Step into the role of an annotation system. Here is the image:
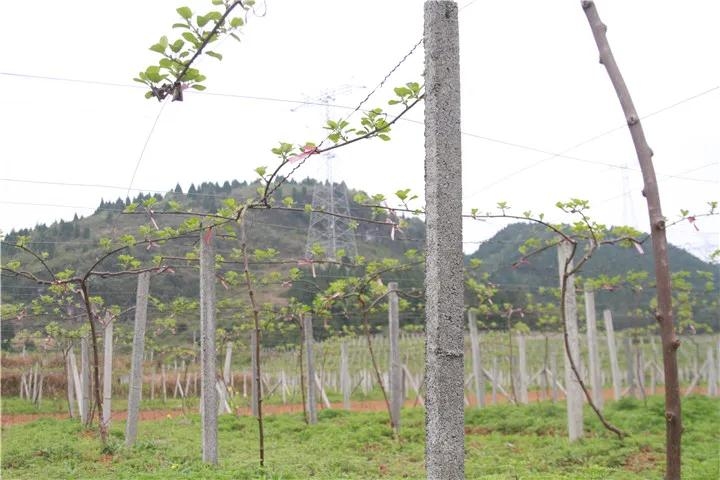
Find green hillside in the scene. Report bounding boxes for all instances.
[1,179,717,350]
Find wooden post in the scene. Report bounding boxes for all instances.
[102,318,114,428]
[424,1,464,477]
[550,349,559,403]
[468,311,485,408]
[303,314,317,424]
[388,282,402,433]
[603,310,622,400]
[557,240,584,441]
[200,229,218,464]
[583,285,603,410]
[125,271,150,446]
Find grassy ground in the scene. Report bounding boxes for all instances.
[2,395,718,479]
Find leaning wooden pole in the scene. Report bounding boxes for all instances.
[424,1,464,478]
[581,2,682,477]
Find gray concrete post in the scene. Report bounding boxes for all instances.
[424,1,464,477]
[125,271,150,445]
[583,285,603,410]
[388,282,402,433]
[340,342,351,410]
[303,314,318,424]
[468,311,485,407]
[602,309,622,400]
[557,241,584,441]
[102,319,114,427]
[200,230,218,464]
[80,335,90,424]
[517,333,529,404]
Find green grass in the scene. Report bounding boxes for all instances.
[2,395,718,479]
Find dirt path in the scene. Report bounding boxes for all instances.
[4,385,702,427]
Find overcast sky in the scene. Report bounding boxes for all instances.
[1,1,718,260]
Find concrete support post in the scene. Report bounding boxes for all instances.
[303,314,317,424]
[388,282,402,433]
[517,333,529,404]
[102,320,114,428]
[223,343,233,385]
[584,285,603,410]
[603,309,622,400]
[125,271,150,446]
[340,342,351,410]
[80,335,90,424]
[200,230,218,464]
[557,241,584,441]
[424,2,464,476]
[468,311,485,408]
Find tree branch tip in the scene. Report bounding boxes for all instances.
[581,0,593,9]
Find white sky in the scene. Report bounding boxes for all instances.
[1,1,718,260]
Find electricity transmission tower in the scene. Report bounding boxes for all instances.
[293,88,360,261]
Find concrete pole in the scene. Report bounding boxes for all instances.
[468,311,485,408]
[340,342,351,410]
[706,347,717,397]
[557,241,584,441]
[624,336,636,398]
[80,335,90,425]
[223,343,233,385]
[303,314,317,424]
[65,350,76,418]
[517,333,529,404]
[603,309,622,400]
[200,229,218,464]
[424,2,464,477]
[125,271,150,446]
[102,319,114,427]
[388,282,402,433]
[583,285,603,410]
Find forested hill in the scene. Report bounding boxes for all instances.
[1,177,424,308]
[466,223,719,331]
[1,178,717,337]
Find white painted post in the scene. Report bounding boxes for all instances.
[603,309,622,400]
[303,314,317,424]
[583,284,603,410]
[102,318,114,428]
[557,241,584,441]
[517,333,529,404]
[468,311,485,408]
[80,335,90,425]
[424,2,464,477]
[199,229,218,464]
[340,342,351,410]
[125,271,150,446]
[388,282,402,433]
